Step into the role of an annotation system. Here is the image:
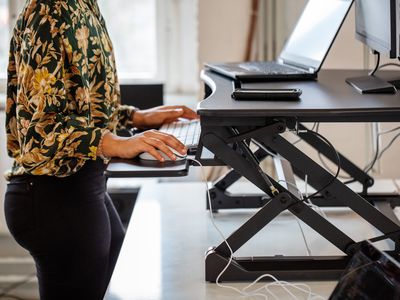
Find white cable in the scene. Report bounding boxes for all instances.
[187,157,327,300]
[253,139,326,218]
[250,139,315,257]
[250,140,313,256]
[253,139,329,255]
[188,158,251,297]
[295,219,312,257]
[277,179,312,256]
[305,175,327,219]
[364,126,400,172]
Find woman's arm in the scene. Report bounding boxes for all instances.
[101,130,187,161]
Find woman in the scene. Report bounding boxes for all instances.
[4,0,197,299]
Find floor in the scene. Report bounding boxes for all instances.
[2,178,400,300]
[0,235,38,300]
[106,180,400,300]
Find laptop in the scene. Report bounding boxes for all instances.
[329,240,400,300]
[205,0,353,81]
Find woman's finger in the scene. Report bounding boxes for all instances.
[144,130,186,155]
[180,106,199,120]
[159,105,198,120]
[140,143,165,162]
[145,137,177,160]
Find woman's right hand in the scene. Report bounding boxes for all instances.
[101,130,187,161]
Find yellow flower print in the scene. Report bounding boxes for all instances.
[75,87,88,102]
[76,26,90,53]
[101,33,111,52]
[7,0,134,177]
[6,98,14,114]
[88,146,97,159]
[63,38,73,62]
[32,67,56,95]
[19,118,30,136]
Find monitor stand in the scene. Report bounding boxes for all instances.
[346,75,396,94]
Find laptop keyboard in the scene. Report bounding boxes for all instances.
[159,119,201,151]
[238,62,306,75]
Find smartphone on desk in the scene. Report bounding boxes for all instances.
[231,88,302,101]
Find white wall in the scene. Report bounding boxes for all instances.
[198,0,251,66]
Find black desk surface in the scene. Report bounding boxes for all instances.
[198,69,400,122]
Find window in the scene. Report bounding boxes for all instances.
[97,0,159,80]
[98,0,199,95]
[0,0,199,95]
[0,0,8,80]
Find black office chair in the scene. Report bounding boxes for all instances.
[119,83,163,109]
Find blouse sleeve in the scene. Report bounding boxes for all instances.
[14,18,104,175]
[115,104,137,131]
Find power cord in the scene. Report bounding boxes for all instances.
[188,157,326,300]
[304,124,400,187]
[291,122,318,145]
[368,51,380,76]
[251,139,327,216]
[312,123,352,180]
[377,62,400,71]
[297,129,341,203]
[250,140,324,256]
[363,126,400,174]
[344,125,400,185]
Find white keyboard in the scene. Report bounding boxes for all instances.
[159,119,201,150]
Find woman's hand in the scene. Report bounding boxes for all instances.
[101,130,187,161]
[132,105,198,129]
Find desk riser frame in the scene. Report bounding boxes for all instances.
[200,121,400,282]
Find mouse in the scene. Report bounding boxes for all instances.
[139,146,187,161]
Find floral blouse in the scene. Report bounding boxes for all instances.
[5,0,135,178]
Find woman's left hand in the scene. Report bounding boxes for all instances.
[132,105,199,129]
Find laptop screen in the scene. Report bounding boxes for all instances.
[280,0,353,72]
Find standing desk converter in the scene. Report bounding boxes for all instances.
[196,69,400,282]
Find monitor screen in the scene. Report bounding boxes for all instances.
[355,0,397,58]
[280,0,353,71]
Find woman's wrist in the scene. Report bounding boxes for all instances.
[131,109,144,128]
[97,130,111,160]
[100,132,124,158]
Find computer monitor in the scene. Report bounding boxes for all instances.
[355,0,398,59]
[346,0,399,94]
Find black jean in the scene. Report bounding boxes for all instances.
[4,160,125,300]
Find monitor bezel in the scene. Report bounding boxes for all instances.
[354,0,398,58]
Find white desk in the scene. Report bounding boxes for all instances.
[104,180,399,300]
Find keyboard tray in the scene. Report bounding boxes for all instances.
[105,157,190,178]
